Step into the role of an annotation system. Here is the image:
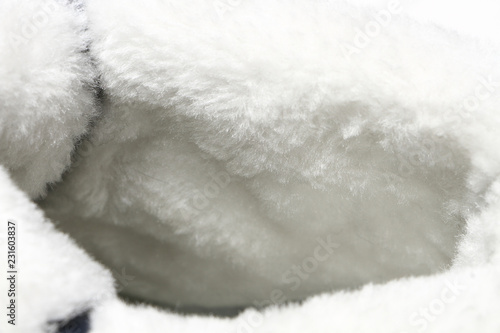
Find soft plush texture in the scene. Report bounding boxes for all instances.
[1,156,500,333]
[41,0,500,310]
[1,0,500,332]
[0,166,114,333]
[0,0,97,198]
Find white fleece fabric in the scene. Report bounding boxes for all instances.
[0,0,97,198]
[1,0,500,332]
[41,0,500,310]
[2,163,500,332]
[0,167,115,333]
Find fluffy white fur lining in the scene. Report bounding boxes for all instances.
[43,0,500,309]
[0,0,97,198]
[0,167,114,333]
[1,0,500,332]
